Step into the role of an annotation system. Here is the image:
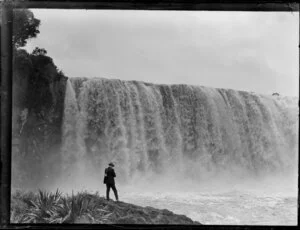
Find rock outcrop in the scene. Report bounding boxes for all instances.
[11,191,201,225]
[90,199,201,224]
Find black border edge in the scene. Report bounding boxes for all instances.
[1,0,299,229]
[1,0,13,229]
[8,0,300,11]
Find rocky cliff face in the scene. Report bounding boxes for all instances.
[12,49,68,190]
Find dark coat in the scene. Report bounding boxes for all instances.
[105,166,116,185]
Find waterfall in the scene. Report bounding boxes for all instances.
[61,77,298,185]
[61,80,87,182]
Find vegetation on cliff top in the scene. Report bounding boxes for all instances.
[11,190,201,225]
[10,9,68,188]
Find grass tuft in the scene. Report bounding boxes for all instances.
[11,189,112,224]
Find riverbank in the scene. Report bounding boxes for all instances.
[10,190,201,224]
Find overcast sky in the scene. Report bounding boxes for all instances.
[25,9,299,97]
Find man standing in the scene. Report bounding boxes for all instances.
[104,162,119,201]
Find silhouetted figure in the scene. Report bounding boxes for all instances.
[104,162,119,201]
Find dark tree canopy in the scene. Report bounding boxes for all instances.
[32,47,47,56]
[13,9,40,48]
[10,9,68,188]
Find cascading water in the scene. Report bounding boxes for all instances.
[61,77,298,186]
[60,80,89,185]
[60,77,298,224]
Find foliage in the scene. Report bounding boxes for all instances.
[11,190,200,224]
[13,9,40,48]
[11,190,112,224]
[11,9,68,189]
[12,8,65,113]
[14,46,62,111]
[13,46,67,163]
[32,47,47,56]
[22,189,62,223]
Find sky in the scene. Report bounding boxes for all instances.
[25,9,299,97]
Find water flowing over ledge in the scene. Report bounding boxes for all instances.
[61,77,298,188]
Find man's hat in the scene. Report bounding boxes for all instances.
[109,162,114,167]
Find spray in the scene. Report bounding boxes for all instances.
[59,77,298,192]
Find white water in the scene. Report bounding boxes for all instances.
[58,77,298,225]
[121,189,297,225]
[55,174,298,225]
[121,170,297,225]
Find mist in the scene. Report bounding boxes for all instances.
[34,77,298,202]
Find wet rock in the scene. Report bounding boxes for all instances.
[101,200,201,225]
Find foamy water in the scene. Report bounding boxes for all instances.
[113,173,298,225]
[120,189,297,225]
[52,173,297,226]
[41,165,298,226]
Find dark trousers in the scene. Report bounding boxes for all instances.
[106,183,118,201]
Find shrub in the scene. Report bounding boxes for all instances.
[11,190,112,224]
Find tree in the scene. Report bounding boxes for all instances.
[32,47,47,56]
[13,9,40,48]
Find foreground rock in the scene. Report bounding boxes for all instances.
[75,198,201,224]
[11,191,201,225]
